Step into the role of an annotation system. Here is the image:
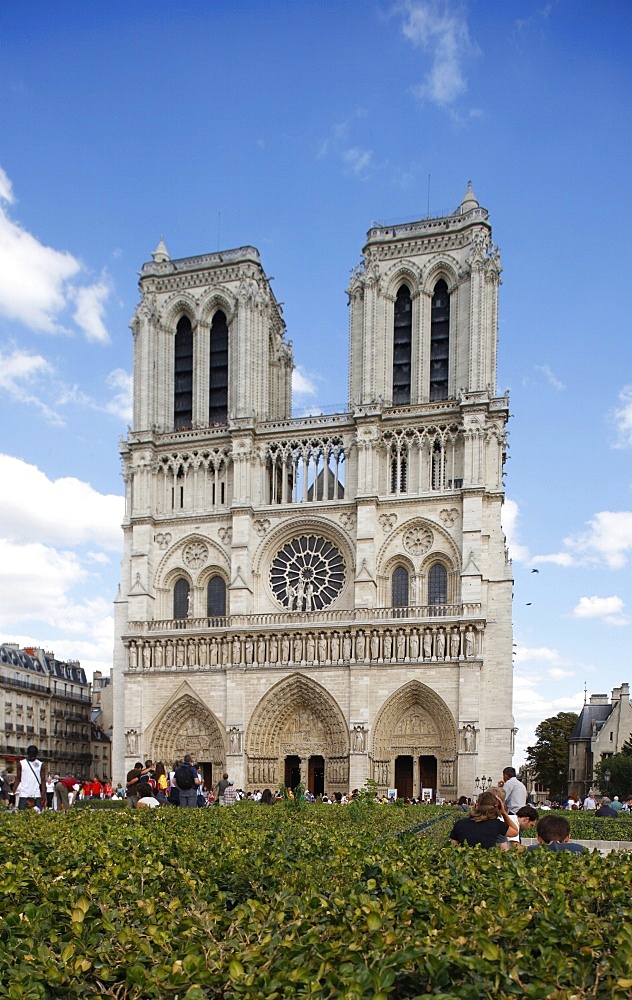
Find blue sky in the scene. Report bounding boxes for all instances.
[0,1,630,765]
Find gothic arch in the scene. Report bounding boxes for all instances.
[155,534,230,589]
[161,293,199,331]
[245,673,350,792]
[382,261,423,300]
[145,685,226,769]
[421,256,460,296]
[198,288,237,326]
[371,680,457,790]
[377,515,461,576]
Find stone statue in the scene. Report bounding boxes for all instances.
[165,642,174,667]
[353,726,365,752]
[269,636,278,663]
[281,635,290,662]
[176,641,185,667]
[397,630,406,659]
[450,629,460,658]
[436,630,445,659]
[342,632,352,660]
[293,634,303,662]
[306,634,315,661]
[257,637,266,664]
[423,630,433,659]
[154,643,163,668]
[370,631,380,660]
[245,637,254,665]
[356,630,365,661]
[305,581,314,612]
[409,629,419,659]
[463,725,475,752]
[465,628,476,658]
[232,636,241,663]
[383,631,392,660]
[318,633,327,662]
[331,633,340,661]
[128,644,138,669]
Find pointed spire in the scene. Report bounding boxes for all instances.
[460,181,479,214]
[151,236,170,263]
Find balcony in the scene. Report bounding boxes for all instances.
[127,603,482,637]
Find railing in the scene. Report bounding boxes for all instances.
[141,245,261,276]
[126,603,482,636]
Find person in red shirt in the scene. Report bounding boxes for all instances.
[55,775,77,811]
[103,781,114,799]
[91,778,103,799]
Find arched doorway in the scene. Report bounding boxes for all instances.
[245,674,349,795]
[145,688,226,778]
[372,681,457,799]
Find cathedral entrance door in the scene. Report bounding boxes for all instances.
[284,755,301,791]
[199,762,212,792]
[395,755,413,800]
[308,755,324,797]
[419,755,437,798]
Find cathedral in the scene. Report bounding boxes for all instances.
[112,183,514,799]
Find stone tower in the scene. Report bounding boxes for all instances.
[113,184,514,799]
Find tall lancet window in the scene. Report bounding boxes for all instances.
[209,310,228,425]
[430,279,449,400]
[174,316,193,429]
[392,284,412,405]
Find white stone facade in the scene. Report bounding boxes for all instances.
[113,184,514,798]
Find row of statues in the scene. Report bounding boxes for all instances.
[127,626,480,670]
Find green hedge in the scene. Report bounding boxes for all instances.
[1,804,631,998]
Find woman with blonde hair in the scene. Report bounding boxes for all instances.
[449,790,519,848]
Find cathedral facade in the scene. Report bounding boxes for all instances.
[112,184,514,799]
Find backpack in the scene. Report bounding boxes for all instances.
[174,764,194,790]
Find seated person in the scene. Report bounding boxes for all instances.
[527,814,587,853]
[595,796,618,818]
[500,804,539,849]
[450,791,518,848]
[135,782,161,808]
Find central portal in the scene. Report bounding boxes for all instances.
[308,755,325,797]
[284,755,301,790]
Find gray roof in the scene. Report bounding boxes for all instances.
[570,704,613,741]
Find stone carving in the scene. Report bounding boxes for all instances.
[128,643,138,669]
[218,526,232,544]
[254,518,271,536]
[462,725,476,752]
[450,629,461,658]
[409,629,419,659]
[370,631,380,660]
[155,532,172,550]
[403,524,433,556]
[436,630,445,659]
[125,729,139,755]
[229,727,242,754]
[423,630,433,659]
[379,513,397,532]
[440,760,455,787]
[439,508,459,527]
[339,512,356,531]
[352,726,366,752]
[183,541,208,568]
[465,627,476,658]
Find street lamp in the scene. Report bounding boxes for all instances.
[475,775,492,792]
[604,769,611,795]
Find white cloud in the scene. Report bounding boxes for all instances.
[71,276,111,344]
[566,511,632,569]
[532,552,575,567]
[513,645,568,667]
[613,385,632,448]
[570,595,629,627]
[342,147,373,177]
[501,497,530,563]
[535,364,565,391]
[0,166,15,203]
[0,538,86,625]
[512,668,584,767]
[104,367,133,422]
[399,0,477,108]
[0,164,111,341]
[0,345,64,424]
[292,366,318,397]
[0,454,123,550]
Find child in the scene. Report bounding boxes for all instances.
[527,814,587,853]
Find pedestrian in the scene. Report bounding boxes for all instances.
[13,745,46,811]
[502,804,539,849]
[55,774,76,811]
[174,754,200,807]
[223,780,237,806]
[213,772,231,806]
[583,792,596,810]
[45,774,55,809]
[499,767,527,812]
[611,796,623,813]
[135,782,161,808]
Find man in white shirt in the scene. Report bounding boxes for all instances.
[583,793,596,810]
[500,767,527,812]
[14,745,46,811]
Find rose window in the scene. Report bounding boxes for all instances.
[403,525,433,556]
[183,541,208,568]
[270,535,345,611]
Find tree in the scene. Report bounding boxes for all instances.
[595,754,632,799]
[525,711,579,800]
